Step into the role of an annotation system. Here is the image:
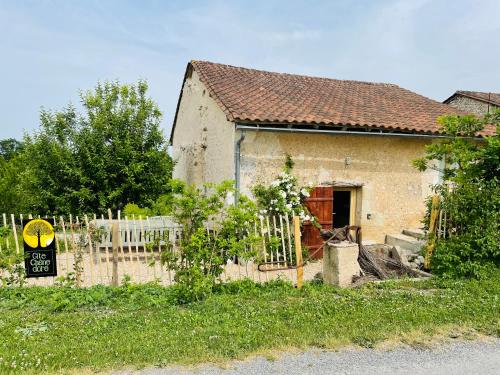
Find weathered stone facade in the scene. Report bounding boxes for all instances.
[172,70,235,186]
[238,130,439,243]
[171,71,440,243]
[446,95,499,116]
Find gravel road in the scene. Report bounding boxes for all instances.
[113,339,500,375]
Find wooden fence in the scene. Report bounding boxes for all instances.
[0,212,322,287]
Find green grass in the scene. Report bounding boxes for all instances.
[0,275,499,374]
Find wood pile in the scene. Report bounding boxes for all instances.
[320,227,431,281]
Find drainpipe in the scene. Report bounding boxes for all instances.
[234,130,246,205]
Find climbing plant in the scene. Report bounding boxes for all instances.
[253,154,314,222]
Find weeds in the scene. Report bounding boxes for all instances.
[0,274,498,374]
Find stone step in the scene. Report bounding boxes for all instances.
[385,233,424,254]
[402,228,426,240]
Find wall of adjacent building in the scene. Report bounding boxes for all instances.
[447,95,499,116]
[171,70,235,186]
[238,130,439,243]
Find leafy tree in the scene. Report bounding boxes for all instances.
[414,111,500,278]
[0,138,23,161]
[0,154,26,213]
[16,80,173,215]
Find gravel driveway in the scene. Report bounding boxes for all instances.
[113,339,500,375]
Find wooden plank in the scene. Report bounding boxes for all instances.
[253,220,261,283]
[132,215,141,282]
[117,210,127,265]
[111,223,119,286]
[424,195,440,270]
[69,214,81,287]
[139,215,149,281]
[60,216,70,277]
[125,216,139,283]
[11,214,19,254]
[52,216,59,285]
[146,216,157,279]
[91,214,104,284]
[84,215,95,285]
[3,213,10,250]
[101,214,111,282]
[280,214,294,281]
[259,217,268,281]
[293,216,303,289]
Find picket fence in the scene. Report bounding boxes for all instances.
[0,212,322,287]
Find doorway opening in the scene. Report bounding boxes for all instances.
[303,185,360,258]
[333,190,351,228]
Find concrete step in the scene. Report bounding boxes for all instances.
[385,233,424,254]
[402,228,426,240]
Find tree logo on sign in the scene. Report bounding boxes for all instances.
[23,219,55,249]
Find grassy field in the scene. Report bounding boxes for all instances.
[0,275,498,374]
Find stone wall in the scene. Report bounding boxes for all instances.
[447,96,499,116]
[171,70,235,186]
[239,130,439,243]
[172,74,440,244]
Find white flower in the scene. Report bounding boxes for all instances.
[304,215,311,221]
[271,180,280,187]
[285,203,292,210]
[258,215,264,220]
[279,191,287,198]
[301,188,310,197]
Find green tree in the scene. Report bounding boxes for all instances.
[414,111,500,278]
[17,80,173,215]
[0,138,23,161]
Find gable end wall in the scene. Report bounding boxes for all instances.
[447,96,499,116]
[172,70,235,186]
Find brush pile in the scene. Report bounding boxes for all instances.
[320,227,431,281]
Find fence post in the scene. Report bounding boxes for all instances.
[293,216,303,289]
[111,223,119,286]
[424,195,440,270]
[10,214,19,254]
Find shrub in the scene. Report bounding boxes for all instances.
[159,180,261,301]
[0,227,26,286]
[414,110,500,278]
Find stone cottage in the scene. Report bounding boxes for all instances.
[444,90,500,116]
[170,60,480,246]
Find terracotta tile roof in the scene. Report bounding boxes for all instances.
[445,90,500,107]
[188,60,466,135]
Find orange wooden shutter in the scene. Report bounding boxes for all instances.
[302,186,333,259]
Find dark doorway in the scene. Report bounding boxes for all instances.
[333,190,351,228]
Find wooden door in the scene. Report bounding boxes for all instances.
[302,186,333,259]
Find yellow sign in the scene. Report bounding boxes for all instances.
[23,219,55,249]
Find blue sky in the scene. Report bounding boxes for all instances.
[1,0,499,140]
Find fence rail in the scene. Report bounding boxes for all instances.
[0,212,322,287]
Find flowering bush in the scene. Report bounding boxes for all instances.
[253,155,314,223]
